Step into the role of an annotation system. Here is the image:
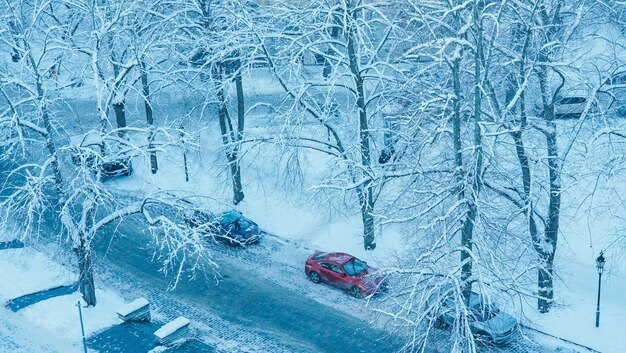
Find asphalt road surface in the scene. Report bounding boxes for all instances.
[94,216,406,353]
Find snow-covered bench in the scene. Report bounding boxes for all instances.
[116,298,151,322]
[154,316,190,346]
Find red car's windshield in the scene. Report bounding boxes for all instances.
[343,258,368,276]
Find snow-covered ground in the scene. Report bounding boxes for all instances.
[99,108,624,353]
[0,242,127,352]
[523,158,626,353]
[2,61,619,351]
[19,290,124,343]
[0,247,75,302]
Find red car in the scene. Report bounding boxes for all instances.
[304,252,388,298]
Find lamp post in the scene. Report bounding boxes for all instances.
[595,251,606,328]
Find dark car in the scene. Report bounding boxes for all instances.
[430,290,518,345]
[100,158,133,179]
[70,134,133,180]
[305,252,388,298]
[185,209,261,246]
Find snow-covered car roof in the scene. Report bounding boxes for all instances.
[557,89,591,100]
[324,252,355,265]
[70,132,103,148]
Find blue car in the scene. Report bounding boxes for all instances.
[184,209,261,246]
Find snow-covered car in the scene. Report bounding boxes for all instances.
[184,209,261,246]
[554,95,589,119]
[69,133,133,180]
[431,290,518,345]
[305,252,388,298]
[601,72,626,116]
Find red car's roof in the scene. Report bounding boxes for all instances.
[324,252,354,264]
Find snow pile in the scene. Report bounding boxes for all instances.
[0,244,125,350]
[116,297,149,317]
[18,290,124,341]
[0,248,75,302]
[154,316,190,339]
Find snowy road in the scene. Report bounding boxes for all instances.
[94,216,408,353]
[92,216,585,353]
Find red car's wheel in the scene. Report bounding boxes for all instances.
[309,271,321,284]
[350,286,364,299]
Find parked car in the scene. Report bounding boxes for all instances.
[554,95,589,119]
[69,133,133,180]
[601,72,626,116]
[431,290,518,345]
[304,252,388,298]
[184,209,261,246]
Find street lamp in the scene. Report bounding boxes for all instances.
[595,251,606,328]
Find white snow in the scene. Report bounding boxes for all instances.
[154,316,190,339]
[524,259,626,353]
[0,305,71,352]
[523,168,626,353]
[18,289,124,341]
[0,243,125,351]
[1,7,626,352]
[109,115,625,352]
[0,248,75,302]
[116,297,149,316]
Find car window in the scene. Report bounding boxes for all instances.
[220,211,241,224]
[320,263,332,270]
[558,97,586,105]
[221,221,240,233]
[328,264,344,274]
[343,258,369,276]
[320,263,343,274]
[238,218,252,229]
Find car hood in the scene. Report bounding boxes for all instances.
[480,311,517,334]
[354,268,385,288]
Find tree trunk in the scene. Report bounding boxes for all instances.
[140,60,158,174]
[113,101,126,138]
[229,153,244,204]
[529,4,563,314]
[25,30,98,307]
[462,5,485,303]
[180,125,189,182]
[537,255,554,312]
[76,240,97,306]
[212,62,244,205]
[509,30,546,311]
[540,125,560,312]
[232,59,245,204]
[347,10,376,251]
[323,12,340,78]
[451,56,468,301]
[536,61,561,313]
[355,184,376,250]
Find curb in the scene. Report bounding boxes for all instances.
[522,325,602,353]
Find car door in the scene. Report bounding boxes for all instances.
[318,263,334,284]
[325,263,348,288]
